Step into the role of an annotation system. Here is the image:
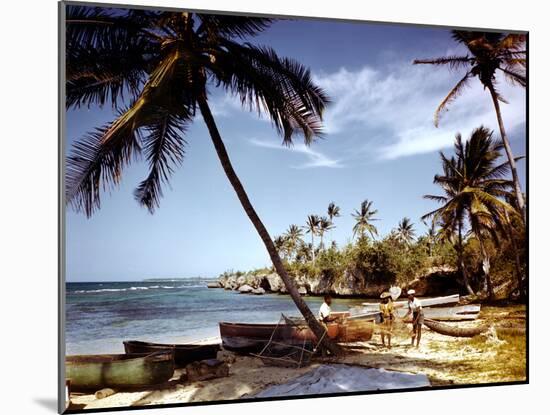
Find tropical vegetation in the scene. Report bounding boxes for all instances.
[414,30,527,222]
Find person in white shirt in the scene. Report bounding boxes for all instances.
[403,289,424,347]
[318,294,335,323]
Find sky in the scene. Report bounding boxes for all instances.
[65,10,527,282]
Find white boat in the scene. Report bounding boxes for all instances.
[361,294,460,311]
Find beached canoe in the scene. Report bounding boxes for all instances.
[66,351,175,391]
[123,340,219,368]
[398,304,480,321]
[219,322,327,354]
[423,318,488,338]
[361,294,460,310]
[220,315,374,354]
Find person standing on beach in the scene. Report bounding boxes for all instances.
[319,294,336,323]
[379,292,394,348]
[403,289,424,347]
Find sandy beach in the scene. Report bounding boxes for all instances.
[67,304,526,411]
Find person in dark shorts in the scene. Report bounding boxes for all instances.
[379,292,394,348]
[403,289,424,347]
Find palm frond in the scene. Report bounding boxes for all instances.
[209,41,329,145]
[499,67,527,88]
[66,116,141,217]
[197,15,275,39]
[134,112,189,213]
[66,5,161,49]
[434,73,471,127]
[413,56,473,69]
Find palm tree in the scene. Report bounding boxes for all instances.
[421,219,439,257]
[414,31,526,222]
[327,202,340,223]
[395,217,416,246]
[296,241,312,263]
[304,215,320,262]
[64,7,340,354]
[423,126,519,298]
[327,202,340,244]
[283,224,303,261]
[317,216,335,250]
[352,200,379,240]
[273,235,289,261]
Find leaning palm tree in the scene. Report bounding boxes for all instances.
[351,200,379,240]
[64,7,340,354]
[395,217,416,246]
[423,126,519,298]
[283,224,303,261]
[317,216,335,250]
[414,31,526,221]
[304,215,321,262]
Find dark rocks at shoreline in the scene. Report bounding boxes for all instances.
[208,266,463,298]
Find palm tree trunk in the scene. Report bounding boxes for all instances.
[477,235,494,299]
[504,209,524,298]
[488,84,526,223]
[197,96,341,355]
[311,233,316,263]
[458,223,475,295]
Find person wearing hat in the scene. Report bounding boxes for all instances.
[379,291,394,348]
[403,289,424,347]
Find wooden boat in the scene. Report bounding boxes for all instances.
[219,322,325,354]
[219,314,374,354]
[65,351,175,391]
[361,294,460,311]
[397,304,480,321]
[423,318,488,338]
[123,340,220,368]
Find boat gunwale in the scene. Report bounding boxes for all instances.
[123,340,220,351]
[66,351,173,364]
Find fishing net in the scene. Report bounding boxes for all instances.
[251,314,321,368]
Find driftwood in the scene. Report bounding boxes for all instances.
[94,388,117,399]
[423,318,489,338]
[186,359,229,381]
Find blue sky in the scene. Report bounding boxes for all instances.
[66,14,526,282]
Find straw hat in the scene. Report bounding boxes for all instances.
[407,289,416,295]
[389,286,402,300]
[380,292,391,299]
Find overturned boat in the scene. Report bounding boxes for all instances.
[65,351,175,391]
[123,340,220,368]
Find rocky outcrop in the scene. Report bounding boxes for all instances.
[266,273,283,292]
[407,266,461,296]
[214,265,461,297]
[238,284,253,293]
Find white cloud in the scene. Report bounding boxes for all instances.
[249,138,343,169]
[209,57,526,162]
[313,62,526,160]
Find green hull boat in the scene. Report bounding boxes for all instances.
[66,351,175,391]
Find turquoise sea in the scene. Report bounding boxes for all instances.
[65,279,367,355]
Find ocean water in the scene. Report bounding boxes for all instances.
[65,280,367,355]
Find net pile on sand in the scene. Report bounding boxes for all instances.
[251,314,320,368]
[251,364,431,397]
